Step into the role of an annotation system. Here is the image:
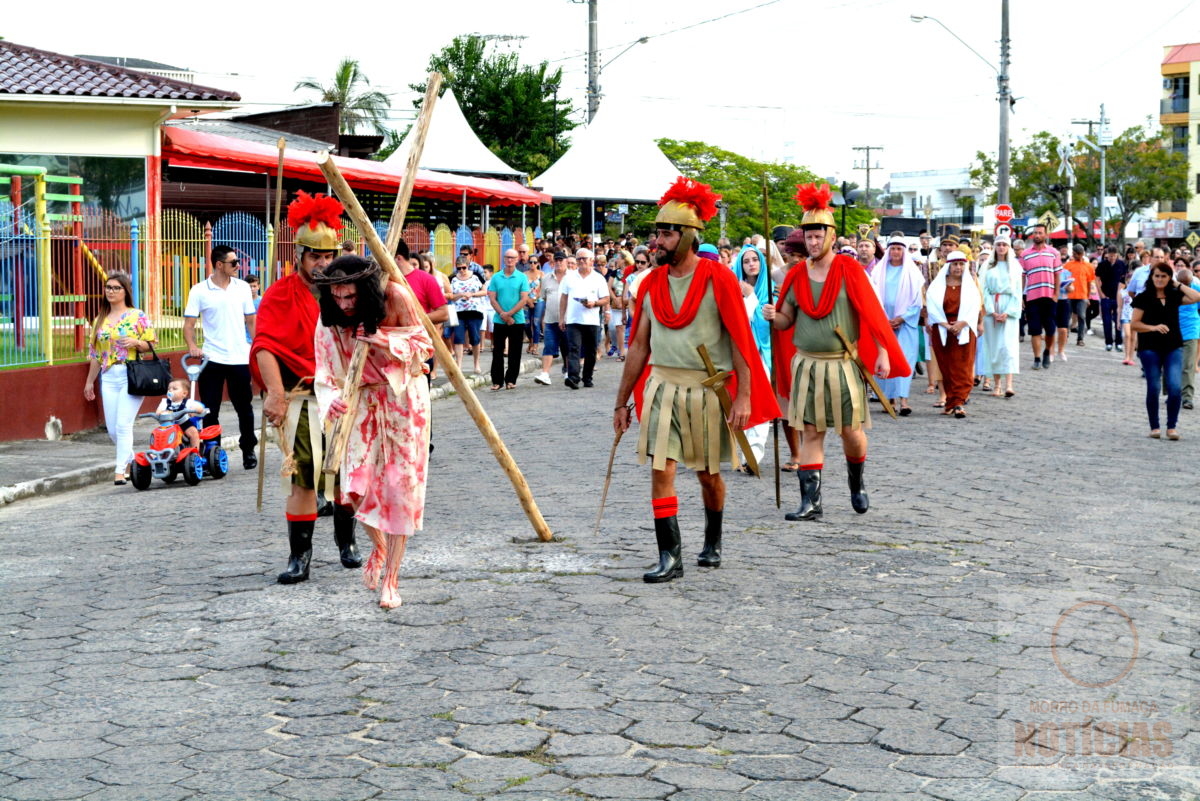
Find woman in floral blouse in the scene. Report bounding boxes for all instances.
[83,272,156,484]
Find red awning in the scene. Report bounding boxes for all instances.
[162,126,550,207]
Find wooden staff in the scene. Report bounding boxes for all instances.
[594,405,631,536]
[323,73,442,478]
[762,173,780,508]
[385,73,442,258]
[257,137,286,512]
[316,153,554,543]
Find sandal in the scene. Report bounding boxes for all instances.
[953,407,967,419]
[506,383,516,390]
[1005,390,1015,398]
[781,461,801,472]
[933,401,945,408]
[733,464,753,475]
[490,385,501,392]
[899,406,912,416]
[925,385,937,394]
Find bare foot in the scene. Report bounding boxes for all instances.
[362,548,384,590]
[379,574,402,609]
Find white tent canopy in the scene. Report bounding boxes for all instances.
[534,110,678,203]
[385,88,523,179]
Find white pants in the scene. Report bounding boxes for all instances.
[745,421,771,464]
[100,364,144,473]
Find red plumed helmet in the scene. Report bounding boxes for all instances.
[794,182,834,212]
[288,190,344,231]
[655,176,721,228]
[288,191,344,251]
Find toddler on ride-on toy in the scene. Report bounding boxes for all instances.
[157,378,207,450]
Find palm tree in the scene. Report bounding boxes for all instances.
[295,58,391,136]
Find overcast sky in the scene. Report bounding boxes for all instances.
[8,0,1198,186]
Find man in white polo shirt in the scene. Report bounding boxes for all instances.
[558,247,610,389]
[183,245,258,469]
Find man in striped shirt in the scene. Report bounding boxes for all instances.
[1020,223,1062,370]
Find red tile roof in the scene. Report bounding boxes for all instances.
[0,40,240,101]
[1162,42,1200,66]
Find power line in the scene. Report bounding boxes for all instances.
[546,0,788,64]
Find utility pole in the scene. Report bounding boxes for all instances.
[852,146,883,210]
[1072,103,1110,246]
[997,0,1011,207]
[587,0,599,122]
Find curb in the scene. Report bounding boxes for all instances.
[1,355,547,506]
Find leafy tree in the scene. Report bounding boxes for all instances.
[971,125,1187,245]
[1074,126,1188,244]
[295,58,391,136]
[372,130,403,162]
[410,36,576,177]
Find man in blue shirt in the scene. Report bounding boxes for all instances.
[1177,267,1200,409]
[487,249,531,390]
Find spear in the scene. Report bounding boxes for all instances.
[763,173,781,508]
[256,137,286,512]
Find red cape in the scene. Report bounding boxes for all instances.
[250,272,319,386]
[628,259,781,428]
[772,266,799,398]
[776,254,910,400]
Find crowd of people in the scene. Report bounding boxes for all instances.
[81,220,1200,490]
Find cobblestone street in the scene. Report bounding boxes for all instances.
[1,345,1196,800]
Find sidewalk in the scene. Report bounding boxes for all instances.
[0,356,543,506]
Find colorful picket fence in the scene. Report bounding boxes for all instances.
[0,201,522,369]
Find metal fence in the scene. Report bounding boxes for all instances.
[0,204,512,370]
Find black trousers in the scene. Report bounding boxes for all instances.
[566,323,600,384]
[491,323,525,386]
[198,361,257,454]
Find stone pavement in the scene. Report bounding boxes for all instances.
[0,343,1196,800]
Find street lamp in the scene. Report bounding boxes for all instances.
[911,3,1011,208]
[590,36,649,121]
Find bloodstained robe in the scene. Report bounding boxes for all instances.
[314,319,434,537]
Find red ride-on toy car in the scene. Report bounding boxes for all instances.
[129,408,228,489]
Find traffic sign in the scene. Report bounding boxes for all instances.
[994,224,1012,239]
[1187,231,1200,249]
[1038,211,1061,231]
[995,204,1014,223]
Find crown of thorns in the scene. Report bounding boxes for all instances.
[311,255,381,286]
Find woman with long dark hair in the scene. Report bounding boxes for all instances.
[82,272,156,484]
[1130,262,1200,439]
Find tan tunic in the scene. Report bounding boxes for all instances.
[786,278,870,433]
[637,272,734,472]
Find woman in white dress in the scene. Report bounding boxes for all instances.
[977,237,1021,397]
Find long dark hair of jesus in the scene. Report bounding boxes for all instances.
[317,256,387,335]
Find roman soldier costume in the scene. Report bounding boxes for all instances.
[618,177,780,583]
[251,192,362,584]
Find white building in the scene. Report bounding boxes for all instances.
[888,167,988,231]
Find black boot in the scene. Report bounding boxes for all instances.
[697,507,722,567]
[277,520,313,584]
[847,459,869,514]
[784,469,822,521]
[643,516,683,583]
[332,504,363,568]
